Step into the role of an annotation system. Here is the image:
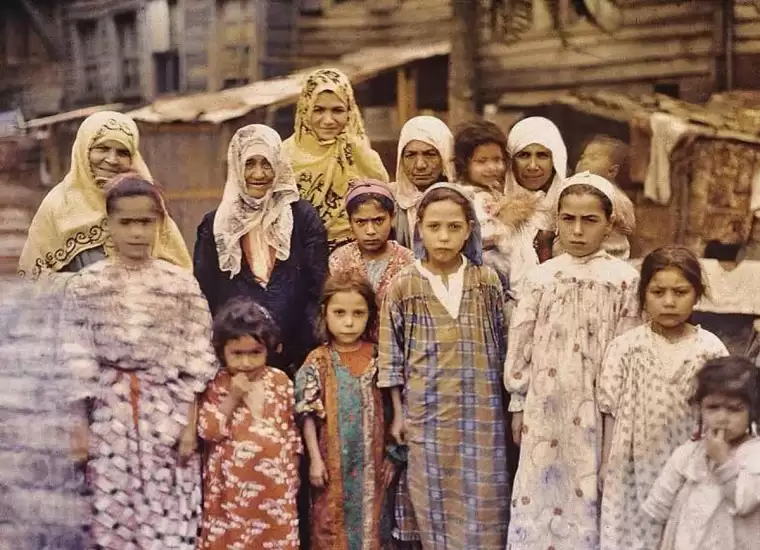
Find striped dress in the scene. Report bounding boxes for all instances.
[377,262,510,550]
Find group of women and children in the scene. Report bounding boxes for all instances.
[17,67,760,550]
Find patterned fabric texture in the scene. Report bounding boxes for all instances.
[60,259,218,549]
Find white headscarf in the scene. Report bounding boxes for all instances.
[214,124,300,279]
[392,116,455,212]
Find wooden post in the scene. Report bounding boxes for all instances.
[448,0,479,128]
[396,65,418,127]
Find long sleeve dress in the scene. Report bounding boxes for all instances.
[197,368,302,550]
[643,437,760,550]
[504,250,640,550]
[598,324,728,550]
[60,259,219,550]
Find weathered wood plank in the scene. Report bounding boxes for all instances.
[620,1,716,27]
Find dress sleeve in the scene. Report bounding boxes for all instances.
[17,203,57,280]
[615,275,641,337]
[597,335,628,416]
[282,377,304,456]
[714,449,760,516]
[377,281,406,388]
[294,356,326,421]
[58,278,100,404]
[198,374,232,442]
[504,279,540,412]
[193,214,220,312]
[487,271,508,365]
[642,442,692,523]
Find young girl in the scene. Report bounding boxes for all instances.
[329,180,414,302]
[643,356,760,550]
[505,171,640,550]
[378,182,510,549]
[198,298,302,549]
[599,246,729,550]
[295,273,396,550]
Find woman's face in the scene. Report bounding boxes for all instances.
[512,143,554,192]
[310,91,349,141]
[89,139,132,186]
[401,140,443,190]
[107,195,161,264]
[468,142,506,191]
[243,154,276,199]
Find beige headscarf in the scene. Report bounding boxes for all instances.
[283,68,388,249]
[392,115,455,223]
[214,124,300,281]
[18,111,191,280]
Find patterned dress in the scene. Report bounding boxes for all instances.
[295,341,387,550]
[377,263,510,550]
[598,324,728,550]
[198,368,302,549]
[329,241,415,302]
[504,250,640,550]
[60,259,218,550]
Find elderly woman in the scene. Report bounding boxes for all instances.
[284,68,389,252]
[193,124,328,376]
[18,111,190,280]
[390,115,455,248]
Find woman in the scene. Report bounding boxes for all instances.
[194,124,328,376]
[61,175,218,549]
[284,68,389,252]
[391,115,455,248]
[18,111,190,281]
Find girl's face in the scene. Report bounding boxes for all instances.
[701,393,750,444]
[107,196,161,264]
[243,154,275,199]
[224,334,268,374]
[513,143,554,191]
[644,267,697,331]
[310,91,349,141]
[556,193,611,258]
[349,200,393,256]
[89,139,132,186]
[325,290,369,348]
[419,199,472,269]
[468,142,506,191]
[401,140,443,190]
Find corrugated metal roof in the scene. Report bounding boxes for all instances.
[24,104,125,129]
[127,41,450,124]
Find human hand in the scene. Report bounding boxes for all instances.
[382,458,397,489]
[230,373,252,400]
[177,423,198,466]
[71,423,89,462]
[511,412,524,446]
[390,415,406,445]
[705,428,731,466]
[309,456,329,488]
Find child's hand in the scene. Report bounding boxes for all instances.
[511,412,524,446]
[705,428,731,466]
[382,458,397,489]
[71,423,89,462]
[390,415,406,445]
[309,456,329,488]
[177,425,197,466]
[230,373,252,400]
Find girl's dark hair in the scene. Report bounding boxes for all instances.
[453,120,508,181]
[417,186,475,225]
[558,183,613,219]
[346,193,396,217]
[318,272,378,344]
[690,356,760,427]
[212,297,280,366]
[638,246,706,313]
[104,173,165,217]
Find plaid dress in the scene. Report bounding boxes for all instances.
[377,262,510,550]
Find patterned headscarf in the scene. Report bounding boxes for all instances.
[214,124,300,279]
[283,68,388,249]
[412,182,483,265]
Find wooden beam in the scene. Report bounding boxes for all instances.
[396,66,418,126]
[14,0,63,60]
[448,0,479,127]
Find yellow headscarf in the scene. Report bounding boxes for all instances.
[18,111,191,280]
[283,68,389,249]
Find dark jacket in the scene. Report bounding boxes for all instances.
[194,200,328,373]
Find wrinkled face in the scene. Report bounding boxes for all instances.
[419,199,472,268]
[468,142,507,191]
[223,334,268,374]
[107,196,161,263]
[401,140,443,190]
[89,139,132,186]
[644,267,698,330]
[513,143,554,191]
[557,193,611,258]
[349,200,393,255]
[310,91,349,141]
[576,142,618,181]
[325,290,369,347]
[243,154,276,199]
[701,393,750,444]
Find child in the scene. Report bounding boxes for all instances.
[505,171,640,550]
[329,179,414,302]
[295,273,397,550]
[643,356,760,550]
[198,298,301,549]
[378,182,510,549]
[598,246,729,550]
